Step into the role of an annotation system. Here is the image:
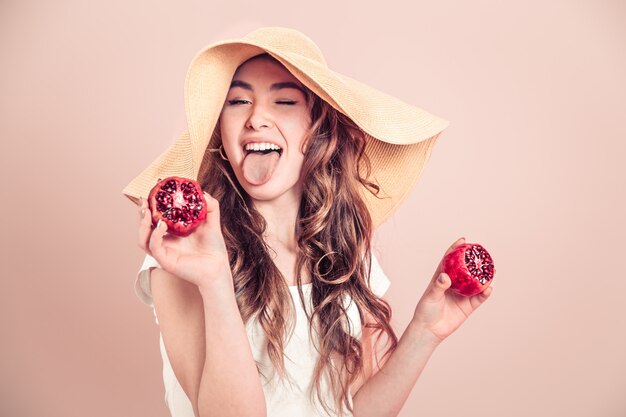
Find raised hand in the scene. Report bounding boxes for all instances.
[137,192,232,289]
[411,237,494,345]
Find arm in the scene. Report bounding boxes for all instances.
[139,194,266,417]
[353,238,493,417]
[151,266,266,417]
[352,318,439,417]
[196,268,267,417]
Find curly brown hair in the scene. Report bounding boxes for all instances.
[197,54,399,416]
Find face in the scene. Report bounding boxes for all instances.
[219,56,311,205]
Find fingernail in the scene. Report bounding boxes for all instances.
[438,273,446,283]
[141,207,146,218]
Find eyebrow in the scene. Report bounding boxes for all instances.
[229,80,306,95]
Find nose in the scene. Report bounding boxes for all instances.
[245,102,274,130]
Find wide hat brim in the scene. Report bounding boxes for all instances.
[122,27,449,228]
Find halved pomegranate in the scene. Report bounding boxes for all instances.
[443,243,495,296]
[147,176,207,237]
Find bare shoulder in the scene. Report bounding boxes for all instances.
[150,267,205,410]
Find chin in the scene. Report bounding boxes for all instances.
[241,179,302,204]
[244,185,293,202]
[229,167,302,203]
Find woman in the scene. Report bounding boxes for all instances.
[125,27,493,417]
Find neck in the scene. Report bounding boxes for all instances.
[252,191,301,252]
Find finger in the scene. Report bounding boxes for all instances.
[204,191,219,210]
[192,192,219,235]
[138,197,144,220]
[443,236,466,257]
[148,219,171,270]
[433,237,467,279]
[203,191,221,224]
[469,285,493,310]
[137,197,153,253]
[424,272,451,303]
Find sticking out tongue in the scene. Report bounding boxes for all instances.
[242,151,281,185]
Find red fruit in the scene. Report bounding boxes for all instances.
[147,176,207,237]
[443,243,495,296]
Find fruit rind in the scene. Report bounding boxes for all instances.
[443,243,495,297]
[147,176,208,237]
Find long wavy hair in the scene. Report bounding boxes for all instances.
[198,54,399,416]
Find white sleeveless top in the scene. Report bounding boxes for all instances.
[135,253,391,417]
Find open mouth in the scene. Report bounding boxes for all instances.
[241,142,283,186]
[243,142,283,156]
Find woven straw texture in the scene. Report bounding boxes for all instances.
[122,27,449,227]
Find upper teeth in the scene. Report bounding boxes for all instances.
[245,142,281,151]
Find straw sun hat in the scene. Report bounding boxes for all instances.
[122,27,449,227]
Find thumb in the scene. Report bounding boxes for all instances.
[203,192,221,222]
[426,272,451,302]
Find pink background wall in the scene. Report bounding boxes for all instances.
[1,1,625,416]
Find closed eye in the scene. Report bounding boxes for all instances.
[227,99,297,105]
[227,99,250,105]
